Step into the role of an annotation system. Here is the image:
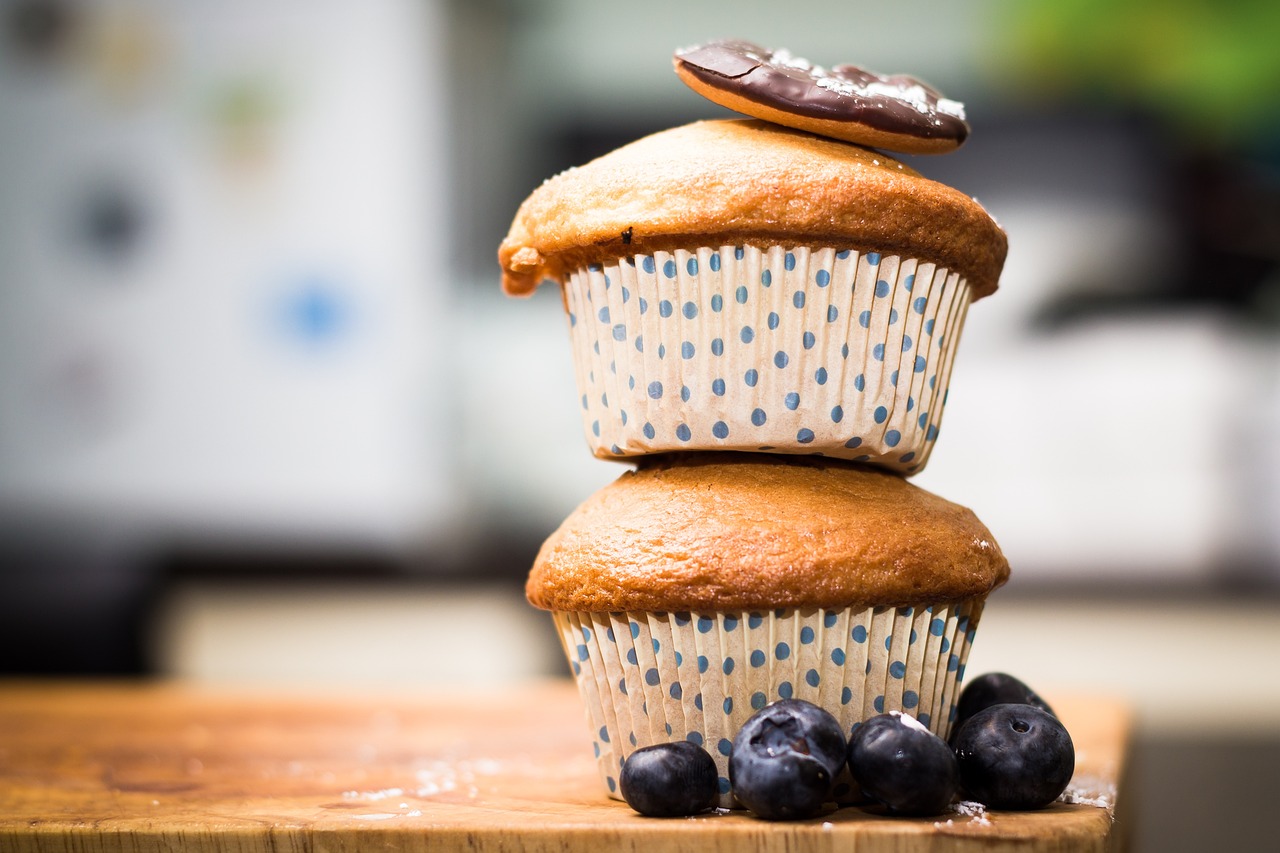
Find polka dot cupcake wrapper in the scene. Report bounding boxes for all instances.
[553,598,985,809]
[563,244,972,474]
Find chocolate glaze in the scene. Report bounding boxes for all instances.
[675,40,968,144]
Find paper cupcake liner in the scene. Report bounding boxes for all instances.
[553,599,985,809]
[563,244,971,474]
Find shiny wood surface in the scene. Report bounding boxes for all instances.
[0,681,1130,852]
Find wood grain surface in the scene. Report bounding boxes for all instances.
[0,681,1130,852]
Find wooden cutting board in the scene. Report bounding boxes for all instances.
[0,681,1129,852]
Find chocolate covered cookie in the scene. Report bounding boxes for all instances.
[674,39,968,154]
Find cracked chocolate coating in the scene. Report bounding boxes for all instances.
[675,40,969,153]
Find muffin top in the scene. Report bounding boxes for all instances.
[499,119,1006,299]
[527,453,1009,612]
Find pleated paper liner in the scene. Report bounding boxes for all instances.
[563,244,972,474]
[554,600,985,809]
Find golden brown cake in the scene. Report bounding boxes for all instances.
[529,452,1009,613]
[498,121,1006,471]
[538,453,1007,807]
[499,119,1005,298]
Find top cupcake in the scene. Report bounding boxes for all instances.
[499,43,1006,473]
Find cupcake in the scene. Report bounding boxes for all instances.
[528,452,1009,808]
[499,118,1004,473]
[500,38,1008,474]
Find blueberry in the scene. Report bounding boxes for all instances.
[619,741,718,816]
[954,672,1056,737]
[847,712,958,816]
[729,699,845,820]
[952,703,1075,810]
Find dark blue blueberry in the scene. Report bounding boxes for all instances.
[619,741,719,817]
[729,699,845,820]
[953,672,1056,736]
[952,704,1075,810]
[846,712,957,816]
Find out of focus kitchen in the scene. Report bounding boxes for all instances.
[1,2,1278,850]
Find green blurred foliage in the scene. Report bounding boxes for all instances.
[1001,0,1280,146]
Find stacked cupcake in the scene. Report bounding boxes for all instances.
[500,41,1010,809]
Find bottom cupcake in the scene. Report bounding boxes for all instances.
[527,453,1009,808]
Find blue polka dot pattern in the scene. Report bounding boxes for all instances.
[553,600,985,808]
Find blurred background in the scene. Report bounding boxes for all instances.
[1,0,1278,847]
